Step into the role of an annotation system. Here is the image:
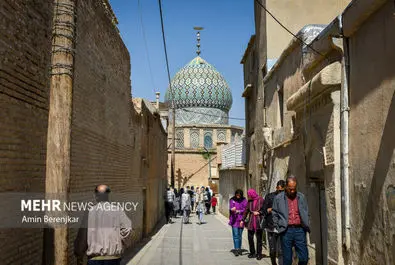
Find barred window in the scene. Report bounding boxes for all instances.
[204,131,213,149]
[190,130,200,149]
[176,129,184,149]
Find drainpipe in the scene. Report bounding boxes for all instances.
[335,15,351,252]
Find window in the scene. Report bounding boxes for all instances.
[175,129,184,149]
[190,130,200,149]
[204,132,213,149]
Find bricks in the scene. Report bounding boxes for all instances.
[1,0,167,263]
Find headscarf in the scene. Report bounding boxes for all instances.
[231,189,245,203]
[247,188,262,231]
[247,189,259,201]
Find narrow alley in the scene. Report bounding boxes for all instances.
[123,213,271,265]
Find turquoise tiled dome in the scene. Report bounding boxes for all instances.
[165,56,233,112]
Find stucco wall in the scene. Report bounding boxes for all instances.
[218,168,247,217]
[346,1,395,264]
[266,0,350,59]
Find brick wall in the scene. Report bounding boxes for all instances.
[0,0,53,264]
[0,0,168,264]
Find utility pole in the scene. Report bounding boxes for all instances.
[45,0,77,264]
[204,147,212,183]
[171,104,175,188]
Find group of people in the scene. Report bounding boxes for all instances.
[164,185,218,225]
[228,175,310,265]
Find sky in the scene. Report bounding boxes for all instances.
[110,0,255,127]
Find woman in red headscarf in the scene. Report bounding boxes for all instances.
[240,188,265,260]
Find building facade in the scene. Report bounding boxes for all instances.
[242,0,395,264]
[165,55,243,191]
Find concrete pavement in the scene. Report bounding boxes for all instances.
[124,212,272,265]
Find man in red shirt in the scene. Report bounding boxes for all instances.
[272,176,310,265]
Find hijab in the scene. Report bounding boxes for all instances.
[231,189,245,203]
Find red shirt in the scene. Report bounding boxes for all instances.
[287,197,301,225]
[211,197,217,206]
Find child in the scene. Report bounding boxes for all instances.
[211,193,218,214]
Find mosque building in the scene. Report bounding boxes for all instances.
[163,29,244,192]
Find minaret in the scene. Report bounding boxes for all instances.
[193,26,204,56]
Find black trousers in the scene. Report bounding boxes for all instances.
[248,229,263,255]
[205,202,211,214]
[267,231,282,265]
[165,202,173,222]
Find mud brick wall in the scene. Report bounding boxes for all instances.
[0,0,53,264]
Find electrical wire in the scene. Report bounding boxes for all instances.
[254,0,325,58]
[158,0,175,104]
[138,0,157,94]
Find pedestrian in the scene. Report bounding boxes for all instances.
[272,175,310,265]
[204,187,211,214]
[74,185,132,265]
[229,189,248,257]
[196,186,206,224]
[164,187,175,223]
[211,193,218,214]
[261,180,285,265]
[190,186,196,212]
[173,188,180,218]
[241,188,265,260]
[181,188,191,224]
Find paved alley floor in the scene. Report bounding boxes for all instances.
[124,213,271,265]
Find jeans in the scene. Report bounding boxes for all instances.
[212,205,216,213]
[199,211,204,222]
[248,229,263,255]
[231,227,244,249]
[268,231,282,265]
[281,227,309,265]
[183,209,190,223]
[87,259,121,265]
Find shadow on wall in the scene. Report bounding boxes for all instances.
[360,90,395,254]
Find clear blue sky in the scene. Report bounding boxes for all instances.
[110,0,255,127]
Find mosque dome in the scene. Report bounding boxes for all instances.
[164,56,233,125]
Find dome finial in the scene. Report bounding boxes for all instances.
[193,26,204,56]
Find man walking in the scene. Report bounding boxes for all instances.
[272,176,310,265]
[74,185,132,265]
[181,188,191,224]
[261,180,285,265]
[164,187,175,224]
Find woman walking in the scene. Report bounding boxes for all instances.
[196,186,206,224]
[229,189,247,257]
[241,189,265,260]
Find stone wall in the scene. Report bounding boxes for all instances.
[0,0,53,263]
[218,168,247,217]
[345,1,395,264]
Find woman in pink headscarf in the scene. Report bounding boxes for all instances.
[240,188,265,260]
